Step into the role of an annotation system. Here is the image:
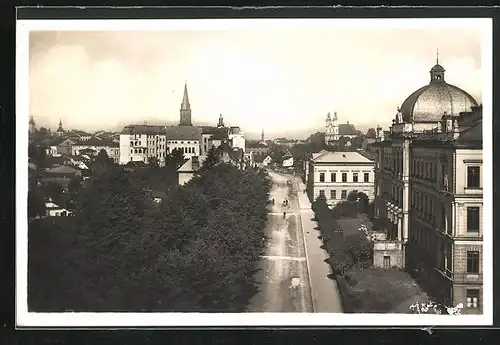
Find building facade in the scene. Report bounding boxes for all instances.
[372,57,483,313]
[305,151,375,206]
[119,125,168,165]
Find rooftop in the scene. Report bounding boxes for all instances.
[178,155,207,172]
[312,151,375,164]
[166,126,202,140]
[121,124,167,135]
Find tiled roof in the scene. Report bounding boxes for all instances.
[121,125,167,135]
[312,151,374,163]
[178,155,207,172]
[46,165,81,174]
[252,153,269,163]
[200,126,218,135]
[165,126,202,140]
[338,123,359,135]
[212,128,229,140]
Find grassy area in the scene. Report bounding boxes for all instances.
[344,267,431,313]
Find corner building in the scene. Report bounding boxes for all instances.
[372,58,483,314]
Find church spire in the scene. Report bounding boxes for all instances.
[179,81,192,126]
[218,113,224,128]
[261,129,264,142]
[436,48,439,64]
[181,81,190,111]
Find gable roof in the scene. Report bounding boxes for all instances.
[200,126,218,135]
[121,124,167,135]
[253,153,269,163]
[312,151,374,164]
[165,126,202,140]
[338,123,359,136]
[178,155,207,172]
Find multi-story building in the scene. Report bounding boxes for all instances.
[71,136,120,163]
[165,126,202,159]
[372,57,483,313]
[119,125,167,165]
[305,150,375,206]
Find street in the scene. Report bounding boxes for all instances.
[247,171,313,312]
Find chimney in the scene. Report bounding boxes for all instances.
[192,156,199,170]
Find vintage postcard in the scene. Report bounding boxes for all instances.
[16,16,492,327]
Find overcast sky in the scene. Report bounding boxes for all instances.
[28,26,484,139]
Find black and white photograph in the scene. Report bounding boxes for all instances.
[16,17,492,327]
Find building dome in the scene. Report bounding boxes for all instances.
[400,61,479,122]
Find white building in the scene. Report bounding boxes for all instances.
[178,155,206,185]
[166,126,202,159]
[119,125,167,166]
[45,201,73,217]
[305,150,376,206]
[71,136,120,163]
[282,155,294,168]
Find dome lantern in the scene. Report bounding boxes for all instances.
[430,49,445,83]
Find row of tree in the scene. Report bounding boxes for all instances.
[29,152,272,312]
[312,193,373,276]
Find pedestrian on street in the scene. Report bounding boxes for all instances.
[272,198,275,205]
[283,211,286,219]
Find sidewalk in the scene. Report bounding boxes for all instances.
[295,179,344,313]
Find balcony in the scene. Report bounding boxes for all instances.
[374,240,402,251]
[434,268,483,283]
[454,272,483,283]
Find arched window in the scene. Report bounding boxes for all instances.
[134,149,137,153]
[135,141,138,145]
[130,141,133,146]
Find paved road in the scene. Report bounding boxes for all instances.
[247,171,313,312]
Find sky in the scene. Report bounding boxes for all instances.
[28,24,485,139]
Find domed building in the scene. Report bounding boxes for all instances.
[372,56,484,314]
[399,61,478,123]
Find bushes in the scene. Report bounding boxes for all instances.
[28,163,271,312]
[312,196,373,276]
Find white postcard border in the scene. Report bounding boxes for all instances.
[16,17,493,327]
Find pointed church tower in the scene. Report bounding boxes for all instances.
[217,113,225,128]
[179,81,192,126]
[332,111,339,141]
[261,129,264,143]
[325,112,334,146]
[29,116,36,133]
[56,118,65,137]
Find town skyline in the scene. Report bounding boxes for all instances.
[29,23,484,138]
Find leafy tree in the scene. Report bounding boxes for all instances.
[28,189,46,218]
[199,146,220,172]
[165,148,185,169]
[350,136,364,151]
[366,128,377,139]
[343,232,373,267]
[148,157,159,168]
[337,136,348,152]
[347,191,358,203]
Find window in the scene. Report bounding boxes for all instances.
[353,173,358,182]
[466,251,480,274]
[331,190,336,200]
[467,207,480,232]
[331,173,336,182]
[466,289,480,308]
[467,166,480,188]
[383,256,391,269]
[319,190,325,198]
[364,172,370,182]
[319,173,325,182]
[342,173,347,182]
[341,190,347,199]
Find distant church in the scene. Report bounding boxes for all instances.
[324,111,359,146]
